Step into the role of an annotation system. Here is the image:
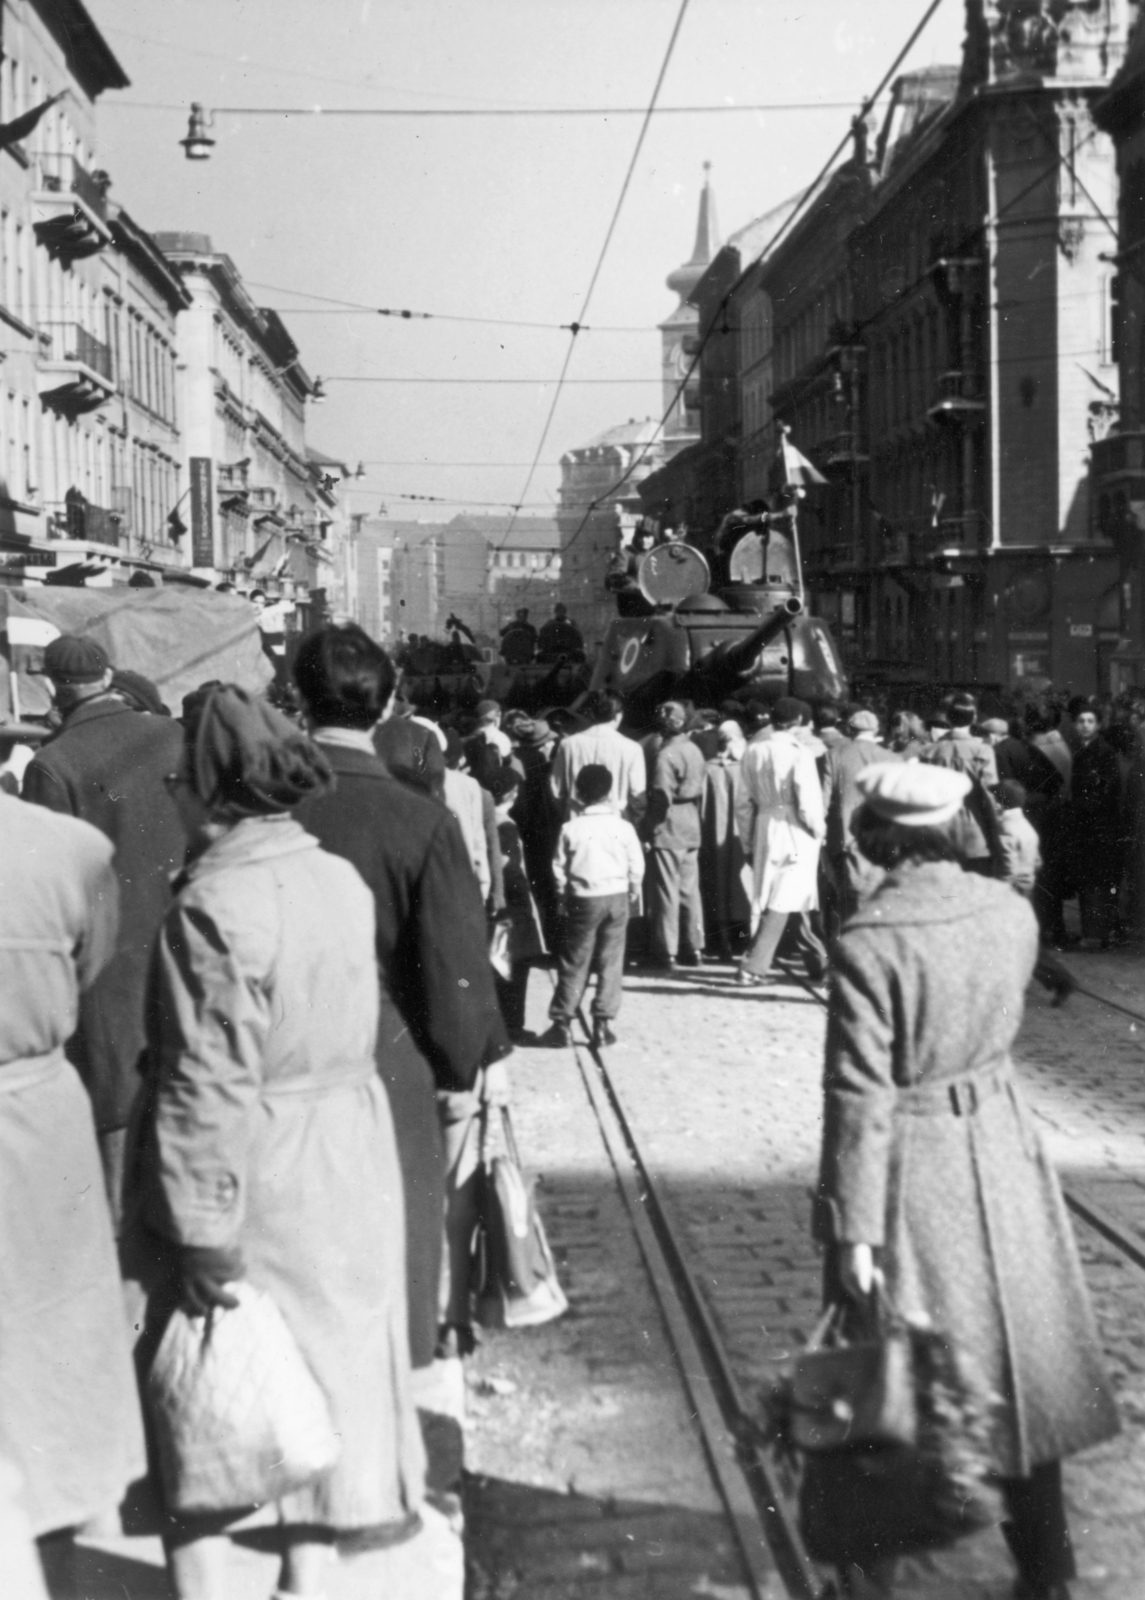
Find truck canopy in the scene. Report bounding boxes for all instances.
[0,585,273,722]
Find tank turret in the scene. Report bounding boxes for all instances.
[590,518,847,722]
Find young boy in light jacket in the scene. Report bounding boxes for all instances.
[538,763,644,1050]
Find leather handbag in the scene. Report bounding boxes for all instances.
[147,1281,339,1514]
[789,1293,917,1453]
[475,1106,568,1330]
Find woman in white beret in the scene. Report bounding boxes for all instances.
[814,761,1117,1600]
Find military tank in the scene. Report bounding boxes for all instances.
[590,512,847,724]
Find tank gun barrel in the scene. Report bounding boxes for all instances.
[710,595,802,678]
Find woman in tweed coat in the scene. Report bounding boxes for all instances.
[815,762,1117,1600]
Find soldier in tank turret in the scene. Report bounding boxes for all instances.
[536,603,585,664]
[499,608,537,664]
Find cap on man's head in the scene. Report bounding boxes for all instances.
[42,635,110,684]
[475,698,500,720]
[855,762,970,827]
[657,700,687,731]
[980,717,1009,738]
[846,708,880,734]
[997,778,1027,810]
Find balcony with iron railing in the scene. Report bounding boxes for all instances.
[927,370,986,425]
[32,155,112,262]
[35,155,109,220]
[37,321,115,416]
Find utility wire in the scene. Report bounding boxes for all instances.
[246,279,652,332]
[554,0,950,572]
[325,376,661,384]
[500,0,692,553]
[107,98,875,118]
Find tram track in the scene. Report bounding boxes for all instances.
[569,998,830,1600]
[562,959,1145,1600]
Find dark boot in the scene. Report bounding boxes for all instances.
[536,1021,572,1048]
[592,1018,618,1049]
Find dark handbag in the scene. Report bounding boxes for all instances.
[475,1106,568,1330]
[796,1320,1004,1569]
[789,1295,916,1452]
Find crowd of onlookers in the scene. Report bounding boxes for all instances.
[3,617,1142,1595]
[411,680,1145,1039]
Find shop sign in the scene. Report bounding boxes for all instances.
[190,457,214,567]
[1068,623,1094,638]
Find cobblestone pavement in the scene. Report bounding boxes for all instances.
[464,974,752,1600]
[596,960,1145,1599]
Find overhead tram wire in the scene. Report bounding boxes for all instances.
[554,0,950,568]
[107,98,877,119]
[497,0,693,553]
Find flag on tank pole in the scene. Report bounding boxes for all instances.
[772,423,827,495]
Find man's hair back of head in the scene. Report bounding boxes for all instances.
[575,763,613,805]
[583,689,623,725]
[293,623,395,730]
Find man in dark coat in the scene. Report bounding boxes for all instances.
[293,624,510,1371]
[921,692,999,872]
[1067,707,1122,948]
[21,635,186,1216]
[820,708,900,929]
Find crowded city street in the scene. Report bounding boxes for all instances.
[5,2,1145,1599]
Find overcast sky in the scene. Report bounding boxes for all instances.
[89,0,967,520]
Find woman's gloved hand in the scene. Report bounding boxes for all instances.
[180,1244,244,1316]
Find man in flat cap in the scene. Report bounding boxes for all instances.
[645,700,707,968]
[22,634,187,1219]
[821,707,901,931]
[736,696,827,984]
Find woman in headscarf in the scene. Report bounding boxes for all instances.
[814,762,1117,1600]
[129,687,424,1600]
[699,719,753,958]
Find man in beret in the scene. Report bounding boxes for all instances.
[21,635,187,1218]
[821,708,901,930]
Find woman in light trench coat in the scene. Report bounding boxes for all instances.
[815,761,1118,1600]
[126,688,424,1600]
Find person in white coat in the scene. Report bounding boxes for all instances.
[735,696,827,984]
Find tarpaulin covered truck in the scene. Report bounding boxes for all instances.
[0,584,273,725]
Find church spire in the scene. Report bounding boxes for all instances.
[666,163,720,302]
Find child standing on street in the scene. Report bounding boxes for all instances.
[538,764,644,1050]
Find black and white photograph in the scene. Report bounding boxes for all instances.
[0,2,1142,1597]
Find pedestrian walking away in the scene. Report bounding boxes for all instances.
[644,700,707,968]
[124,687,426,1600]
[21,634,187,1221]
[815,761,1118,1599]
[541,764,645,1050]
[291,625,511,1374]
[0,795,145,1579]
[736,696,827,983]
[550,688,647,825]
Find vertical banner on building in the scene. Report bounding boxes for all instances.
[190,457,214,568]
